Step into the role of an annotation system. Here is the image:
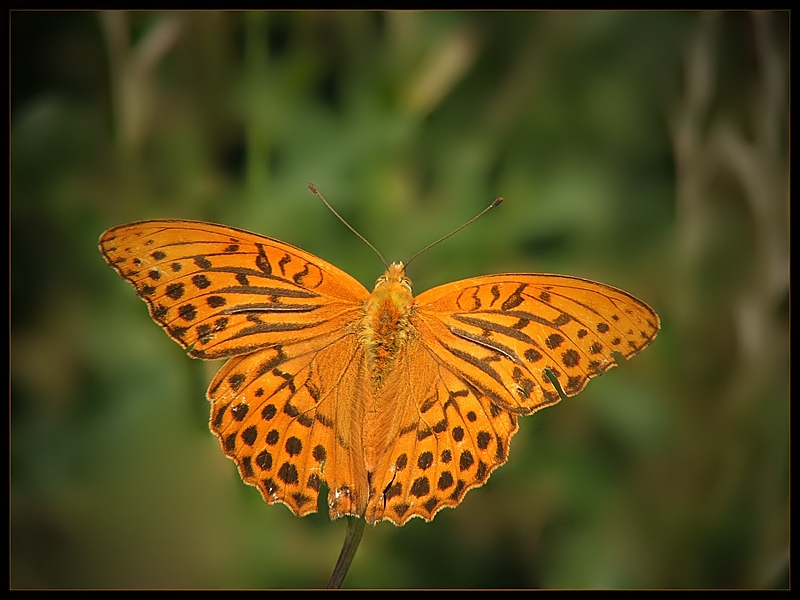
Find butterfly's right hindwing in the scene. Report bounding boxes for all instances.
[363,339,520,525]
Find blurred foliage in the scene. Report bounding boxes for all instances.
[11,10,788,589]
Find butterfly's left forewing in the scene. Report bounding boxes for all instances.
[99,220,369,360]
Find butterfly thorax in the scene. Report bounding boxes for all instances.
[361,262,414,388]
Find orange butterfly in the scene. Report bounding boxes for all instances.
[99,203,659,526]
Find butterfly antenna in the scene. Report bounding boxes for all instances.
[308,183,389,269]
[404,197,504,268]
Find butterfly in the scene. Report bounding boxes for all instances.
[99,206,659,526]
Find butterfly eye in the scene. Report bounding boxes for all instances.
[400,278,412,290]
[374,276,387,288]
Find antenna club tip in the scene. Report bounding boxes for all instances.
[492,197,504,208]
[308,183,318,193]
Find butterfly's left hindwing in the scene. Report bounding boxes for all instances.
[207,331,372,520]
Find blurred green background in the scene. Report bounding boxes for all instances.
[11,11,788,589]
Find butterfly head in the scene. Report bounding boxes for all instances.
[374,262,413,293]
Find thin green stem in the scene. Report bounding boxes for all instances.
[326,516,367,588]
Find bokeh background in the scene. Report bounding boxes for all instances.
[11,11,788,589]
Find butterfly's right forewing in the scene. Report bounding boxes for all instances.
[414,273,660,415]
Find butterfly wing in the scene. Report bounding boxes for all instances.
[99,220,369,360]
[365,273,659,524]
[207,330,371,519]
[99,220,373,518]
[415,273,660,410]
[363,338,519,525]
